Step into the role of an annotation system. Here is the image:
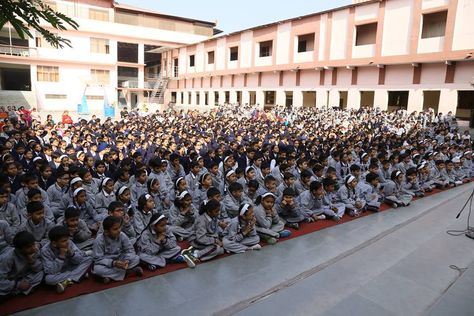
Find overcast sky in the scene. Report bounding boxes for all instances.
[120,0,351,34]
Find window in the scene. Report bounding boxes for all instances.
[35,34,59,49]
[189,55,195,67]
[37,66,59,82]
[230,46,238,61]
[421,11,447,39]
[265,91,275,105]
[208,51,214,64]
[90,38,110,54]
[90,69,110,86]
[89,8,109,21]
[259,40,273,57]
[45,94,66,99]
[297,33,315,52]
[355,22,377,46]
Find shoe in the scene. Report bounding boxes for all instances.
[249,244,262,251]
[279,230,292,238]
[316,214,326,220]
[332,215,341,222]
[132,266,144,277]
[304,217,314,223]
[182,253,196,268]
[181,246,194,256]
[102,277,111,284]
[84,250,93,256]
[148,264,157,271]
[287,223,299,230]
[174,255,185,263]
[266,237,278,245]
[56,279,73,294]
[392,203,398,209]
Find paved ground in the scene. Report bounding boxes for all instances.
[15,183,474,316]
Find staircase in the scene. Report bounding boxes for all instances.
[148,77,169,105]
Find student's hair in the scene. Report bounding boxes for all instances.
[326,166,336,174]
[435,159,446,165]
[13,231,35,249]
[55,169,67,180]
[310,180,323,191]
[64,206,81,219]
[148,157,162,169]
[406,167,417,177]
[115,168,129,181]
[135,169,147,178]
[78,168,90,179]
[27,188,42,199]
[115,186,129,198]
[48,225,69,241]
[283,172,296,181]
[137,194,153,211]
[94,160,106,168]
[102,216,122,231]
[247,179,259,189]
[282,187,296,197]
[198,199,220,215]
[206,186,221,199]
[365,172,379,183]
[147,178,160,192]
[279,163,289,172]
[322,178,336,188]
[173,191,191,208]
[189,161,199,170]
[235,167,244,176]
[209,161,218,169]
[312,164,324,173]
[255,192,276,206]
[228,182,243,193]
[26,201,44,214]
[350,164,361,172]
[108,201,124,213]
[391,170,403,180]
[22,173,38,184]
[0,187,8,196]
[38,163,51,174]
[368,163,379,170]
[261,161,270,170]
[264,175,276,185]
[300,169,313,179]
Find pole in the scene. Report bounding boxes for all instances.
[8,22,12,55]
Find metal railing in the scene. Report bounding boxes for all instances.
[0,44,36,57]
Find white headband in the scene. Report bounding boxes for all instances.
[417,163,426,170]
[33,157,42,162]
[395,171,402,177]
[261,192,276,200]
[145,194,152,200]
[70,177,82,186]
[239,203,251,216]
[200,173,210,183]
[76,151,84,158]
[59,154,68,160]
[345,175,356,185]
[226,170,235,178]
[73,187,85,197]
[117,186,128,195]
[151,214,166,226]
[101,177,112,187]
[245,166,255,173]
[175,177,184,187]
[177,191,189,200]
[224,156,232,163]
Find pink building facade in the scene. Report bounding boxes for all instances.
[164,0,474,119]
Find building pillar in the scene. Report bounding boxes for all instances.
[256,90,265,109]
[138,44,145,89]
[276,90,286,107]
[218,91,225,104]
[347,89,360,110]
[328,89,339,108]
[407,89,423,113]
[293,90,303,108]
[229,90,237,104]
[438,89,457,115]
[242,90,250,106]
[176,91,182,105]
[374,89,388,111]
[209,90,215,106]
[315,89,328,109]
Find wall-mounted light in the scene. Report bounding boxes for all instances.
[376,64,385,69]
[411,63,419,67]
[346,66,355,70]
[323,66,333,70]
[445,60,453,66]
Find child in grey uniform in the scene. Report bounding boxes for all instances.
[92,216,143,284]
[0,231,44,296]
[0,188,23,234]
[254,193,291,245]
[297,181,328,222]
[363,173,383,212]
[70,188,104,231]
[0,220,13,259]
[384,170,413,208]
[222,182,251,219]
[322,178,346,220]
[94,178,116,216]
[136,213,194,270]
[402,168,425,197]
[60,207,93,251]
[223,203,261,253]
[23,201,54,246]
[168,191,197,241]
[337,175,366,217]
[276,188,307,229]
[40,226,93,293]
[133,194,157,236]
[417,163,435,192]
[186,199,225,262]
[430,160,453,188]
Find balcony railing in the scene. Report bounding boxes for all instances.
[0,44,36,57]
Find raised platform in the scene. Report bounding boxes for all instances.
[15,183,474,316]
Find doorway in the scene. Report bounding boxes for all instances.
[423,90,440,113]
[360,91,374,108]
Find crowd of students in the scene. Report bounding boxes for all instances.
[0,104,472,298]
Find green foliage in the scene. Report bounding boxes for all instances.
[0,0,79,48]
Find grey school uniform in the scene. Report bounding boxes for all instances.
[453,166,468,182]
[361,184,382,209]
[40,241,92,285]
[20,204,55,224]
[23,218,55,245]
[0,247,44,296]
[94,191,116,215]
[211,173,225,195]
[402,179,424,197]
[82,181,98,205]
[462,159,474,177]
[15,187,51,211]
[336,162,350,184]
[47,183,67,217]
[190,214,224,261]
[185,172,200,193]
[418,173,436,191]
[275,195,306,223]
[322,191,346,218]
[71,200,104,229]
[92,232,140,281]
[130,182,147,206]
[253,204,285,239]
[0,202,23,233]
[222,194,251,219]
[168,205,197,240]
[0,220,14,258]
[297,190,325,218]
[59,217,93,250]
[136,226,181,267]
[133,210,154,236]
[383,180,413,206]
[222,217,260,254]
[430,167,451,187]
[337,185,366,212]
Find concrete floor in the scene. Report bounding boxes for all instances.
[15,183,474,316]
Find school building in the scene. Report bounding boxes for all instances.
[163,0,474,119]
[0,0,218,115]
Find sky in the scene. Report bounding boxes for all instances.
[119,0,351,34]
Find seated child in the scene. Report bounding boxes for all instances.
[362,173,383,212]
[417,162,435,192]
[47,169,69,218]
[254,193,291,244]
[168,191,197,241]
[40,226,93,293]
[297,181,328,222]
[23,201,54,246]
[94,178,116,215]
[402,167,425,198]
[0,188,23,233]
[222,203,261,253]
[222,182,251,219]
[446,160,463,186]
[136,213,194,270]
[245,180,266,204]
[21,188,55,223]
[275,172,297,198]
[452,157,470,183]
[0,220,14,258]
[337,175,366,217]
[130,169,148,207]
[276,188,307,229]
[103,201,136,244]
[0,231,43,296]
[430,160,453,188]
[70,188,103,231]
[133,194,157,235]
[60,206,92,251]
[92,216,143,284]
[322,178,346,220]
[384,170,413,208]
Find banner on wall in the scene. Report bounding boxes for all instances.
[77,89,89,115]
[103,89,115,118]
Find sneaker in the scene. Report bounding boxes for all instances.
[174,255,185,263]
[148,264,157,271]
[316,214,326,220]
[304,217,314,223]
[266,237,278,245]
[132,266,144,277]
[287,223,299,230]
[182,254,196,268]
[180,246,194,257]
[392,203,398,209]
[279,230,292,238]
[249,244,262,251]
[56,279,73,294]
[332,215,341,222]
[102,277,111,284]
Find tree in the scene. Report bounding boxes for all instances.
[0,0,79,48]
